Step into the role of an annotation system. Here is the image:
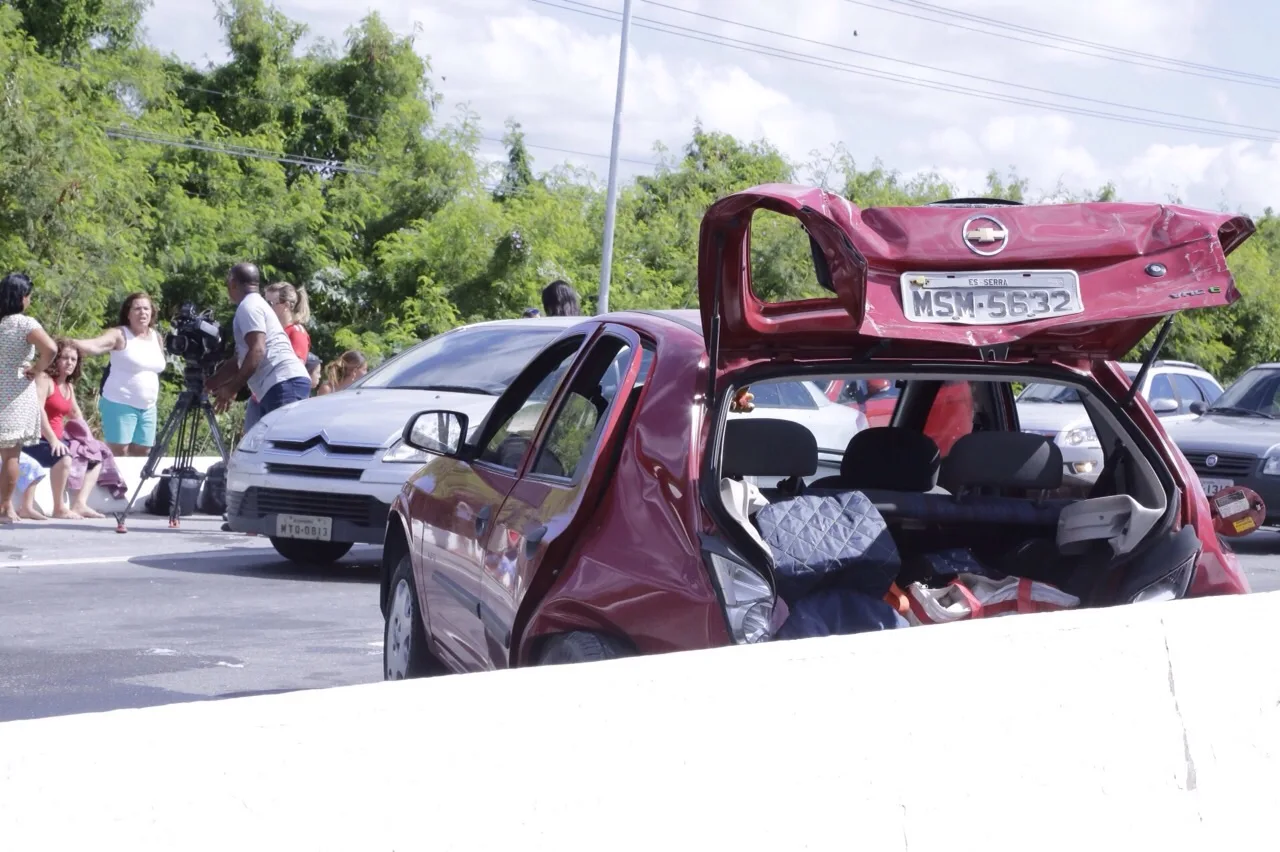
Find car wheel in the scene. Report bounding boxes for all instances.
[536,631,631,666]
[269,537,354,565]
[384,555,443,680]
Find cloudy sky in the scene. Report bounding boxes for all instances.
[143,0,1280,211]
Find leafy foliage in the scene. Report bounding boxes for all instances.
[0,0,1277,465]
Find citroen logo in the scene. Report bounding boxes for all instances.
[1205,454,1219,468]
[962,215,1009,257]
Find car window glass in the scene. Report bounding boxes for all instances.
[747,383,783,408]
[1018,383,1081,403]
[1148,374,1175,404]
[778,381,819,409]
[923,381,977,457]
[532,338,635,480]
[1192,376,1223,404]
[1171,374,1204,412]
[478,347,580,470]
[356,326,563,394]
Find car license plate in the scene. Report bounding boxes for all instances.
[276,514,332,541]
[900,270,1084,325]
[1200,477,1234,498]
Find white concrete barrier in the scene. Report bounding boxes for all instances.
[22,455,223,516]
[1,591,1278,850]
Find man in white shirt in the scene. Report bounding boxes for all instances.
[205,262,312,433]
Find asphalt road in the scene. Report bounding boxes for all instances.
[0,515,385,722]
[1,517,1278,723]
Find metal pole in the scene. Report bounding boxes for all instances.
[597,0,634,316]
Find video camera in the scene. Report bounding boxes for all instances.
[164,303,223,369]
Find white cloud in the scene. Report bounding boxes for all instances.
[140,0,1280,211]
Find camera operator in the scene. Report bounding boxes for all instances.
[204,263,310,432]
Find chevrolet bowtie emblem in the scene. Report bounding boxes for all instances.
[965,226,1008,243]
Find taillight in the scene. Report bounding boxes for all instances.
[701,538,775,644]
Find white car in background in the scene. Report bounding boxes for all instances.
[225,317,581,564]
[1017,359,1223,487]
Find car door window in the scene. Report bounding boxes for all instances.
[778,381,819,409]
[478,344,582,471]
[1192,376,1223,405]
[531,336,638,481]
[1148,374,1175,406]
[1170,374,1205,413]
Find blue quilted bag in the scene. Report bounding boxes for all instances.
[754,491,901,603]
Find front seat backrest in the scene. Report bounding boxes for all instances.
[810,427,942,493]
[942,431,1064,495]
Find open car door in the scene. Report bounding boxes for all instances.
[699,184,1255,369]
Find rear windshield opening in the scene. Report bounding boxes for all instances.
[711,371,1184,644]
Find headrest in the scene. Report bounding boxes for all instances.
[839,427,941,492]
[722,418,818,479]
[944,431,1063,491]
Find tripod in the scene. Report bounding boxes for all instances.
[114,362,230,533]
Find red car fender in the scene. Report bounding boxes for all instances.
[1094,362,1249,596]
[512,345,728,666]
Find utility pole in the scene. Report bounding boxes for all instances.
[597,0,634,316]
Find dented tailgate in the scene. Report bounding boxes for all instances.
[698,184,1255,365]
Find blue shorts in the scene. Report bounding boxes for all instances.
[99,397,157,447]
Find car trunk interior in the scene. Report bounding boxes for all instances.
[712,368,1202,641]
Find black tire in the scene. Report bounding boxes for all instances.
[536,631,631,666]
[269,537,353,565]
[383,555,444,680]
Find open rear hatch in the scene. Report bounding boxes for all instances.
[697,184,1255,368]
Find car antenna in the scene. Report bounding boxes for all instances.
[1122,314,1175,409]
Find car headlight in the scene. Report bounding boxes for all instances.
[1263,455,1280,476]
[383,439,430,464]
[1061,426,1097,447]
[236,422,269,453]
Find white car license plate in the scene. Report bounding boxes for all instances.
[900,270,1084,325]
[276,514,332,541]
[1200,477,1234,498]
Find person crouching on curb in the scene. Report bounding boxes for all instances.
[204,263,311,431]
[24,340,106,519]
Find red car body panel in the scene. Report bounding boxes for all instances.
[516,317,729,665]
[389,183,1255,672]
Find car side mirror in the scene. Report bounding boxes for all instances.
[1189,400,1208,416]
[403,410,469,457]
[1149,397,1179,415]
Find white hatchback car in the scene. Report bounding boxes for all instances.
[1016,359,1223,488]
[226,316,581,564]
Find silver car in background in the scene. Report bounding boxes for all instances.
[226,317,580,565]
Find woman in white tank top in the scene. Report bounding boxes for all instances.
[73,292,168,456]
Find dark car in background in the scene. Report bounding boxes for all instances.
[1165,364,1280,525]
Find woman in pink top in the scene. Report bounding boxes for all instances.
[73,292,168,457]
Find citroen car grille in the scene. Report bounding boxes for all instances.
[269,437,378,456]
[264,463,364,480]
[1183,451,1256,477]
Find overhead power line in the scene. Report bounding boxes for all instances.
[645,0,1280,135]
[102,127,381,175]
[534,0,1279,144]
[881,0,1280,85]
[177,82,658,167]
[840,0,1280,90]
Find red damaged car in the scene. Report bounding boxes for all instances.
[381,185,1260,678]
